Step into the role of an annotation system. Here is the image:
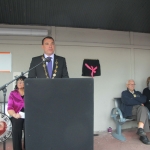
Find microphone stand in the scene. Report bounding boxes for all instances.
[0,59,47,150]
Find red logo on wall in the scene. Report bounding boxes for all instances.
[0,113,12,142]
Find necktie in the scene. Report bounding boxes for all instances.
[47,57,52,78]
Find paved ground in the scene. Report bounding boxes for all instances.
[94,128,150,150]
[1,128,150,150]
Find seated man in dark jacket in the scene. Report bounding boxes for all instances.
[121,79,150,145]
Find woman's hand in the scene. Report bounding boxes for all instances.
[13,113,21,119]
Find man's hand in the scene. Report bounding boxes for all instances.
[141,104,144,106]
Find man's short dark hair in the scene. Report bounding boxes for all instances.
[42,36,54,45]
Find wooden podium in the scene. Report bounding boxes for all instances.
[25,78,93,150]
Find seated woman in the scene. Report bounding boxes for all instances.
[143,77,150,111]
[7,76,26,150]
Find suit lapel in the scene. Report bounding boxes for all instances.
[41,55,50,78]
[52,54,57,75]
[51,54,59,79]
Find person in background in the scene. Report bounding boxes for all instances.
[7,76,26,150]
[121,79,150,145]
[143,77,150,111]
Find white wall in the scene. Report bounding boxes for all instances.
[0,25,150,132]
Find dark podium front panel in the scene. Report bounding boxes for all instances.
[25,78,93,150]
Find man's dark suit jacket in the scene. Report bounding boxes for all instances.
[120,89,146,118]
[28,54,69,78]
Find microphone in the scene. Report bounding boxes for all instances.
[43,57,51,62]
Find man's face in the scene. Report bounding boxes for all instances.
[127,80,135,91]
[42,38,55,56]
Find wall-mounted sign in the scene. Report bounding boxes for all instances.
[0,52,11,72]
